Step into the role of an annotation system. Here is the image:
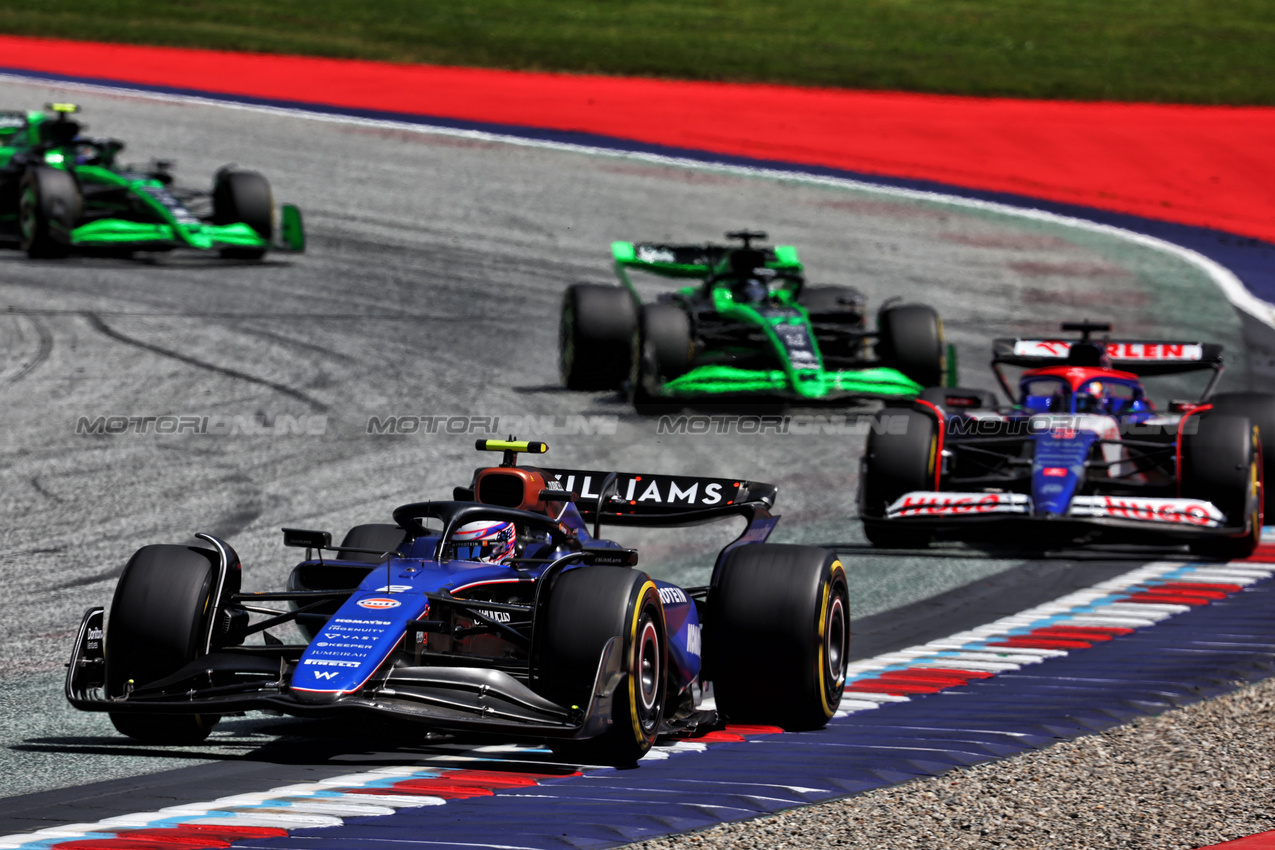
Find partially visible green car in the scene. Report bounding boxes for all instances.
[0,103,303,259]
[559,230,952,410]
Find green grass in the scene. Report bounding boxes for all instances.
[3,0,1274,104]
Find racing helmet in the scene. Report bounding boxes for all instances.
[1075,380,1105,413]
[449,520,517,564]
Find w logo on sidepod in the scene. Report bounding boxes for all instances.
[357,597,401,610]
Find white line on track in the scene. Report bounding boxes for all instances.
[1,71,1272,330]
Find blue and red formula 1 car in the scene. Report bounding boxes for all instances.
[859,322,1275,558]
[66,441,849,766]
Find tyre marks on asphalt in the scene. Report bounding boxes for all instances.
[83,312,328,413]
[0,312,54,386]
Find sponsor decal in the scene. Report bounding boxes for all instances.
[1069,496,1223,527]
[1042,467,1068,477]
[636,245,677,263]
[685,623,701,658]
[312,671,340,680]
[473,608,512,623]
[886,492,1031,519]
[315,642,374,650]
[139,184,201,227]
[87,627,103,640]
[658,586,688,605]
[334,618,391,625]
[1012,340,1204,361]
[303,659,361,667]
[357,597,401,610]
[549,470,733,507]
[374,585,413,593]
[768,313,820,369]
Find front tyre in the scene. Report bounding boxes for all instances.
[213,170,273,260]
[538,567,667,766]
[559,284,637,390]
[19,167,80,259]
[860,407,938,548]
[629,303,692,414]
[707,545,849,730]
[105,544,221,744]
[1206,392,1275,518]
[1181,414,1263,560]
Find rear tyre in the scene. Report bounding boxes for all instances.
[877,304,945,387]
[559,284,637,390]
[212,170,272,260]
[1181,414,1262,560]
[105,545,221,744]
[1206,392,1275,518]
[860,407,938,548]
[538,567,667,766]
[19,167,80,259]
[629,303,692,413]
[707,545,848,729]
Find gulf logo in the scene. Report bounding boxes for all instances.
[357,597,401,610]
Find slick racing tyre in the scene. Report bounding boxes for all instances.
[629,302,692,413]
[860,406,938,548]
[105,544,221,744]
[537,567,667,766]
[707,545,849,730]
[1181,413,1263,560]
[1206,392,1275,518]
[877,304,945,387]
[559,284,637,390]
[19,167,80,259]
[212,169,273,260]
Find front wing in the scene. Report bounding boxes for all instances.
[65,607,621,740]
[656,364,922,401]
[880,490,1239,537]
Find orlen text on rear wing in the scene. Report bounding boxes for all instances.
[611,240,801,286]
[993,338,1222,374]
[991,337,1225,397]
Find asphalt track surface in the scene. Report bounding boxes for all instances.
[0,76,1261,829]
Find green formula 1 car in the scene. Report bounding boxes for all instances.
[0,103,303,259]
[559,230,951,410]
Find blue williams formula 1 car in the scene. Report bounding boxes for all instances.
[859,322,1274,558]
[66,441,849,765]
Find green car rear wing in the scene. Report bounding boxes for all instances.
[612,240,801,290]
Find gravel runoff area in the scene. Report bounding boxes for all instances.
[627,675,1275,850]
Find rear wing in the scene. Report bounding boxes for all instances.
[611,241,802,280]
[992,338,1223,376]
[541,466,776,522]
